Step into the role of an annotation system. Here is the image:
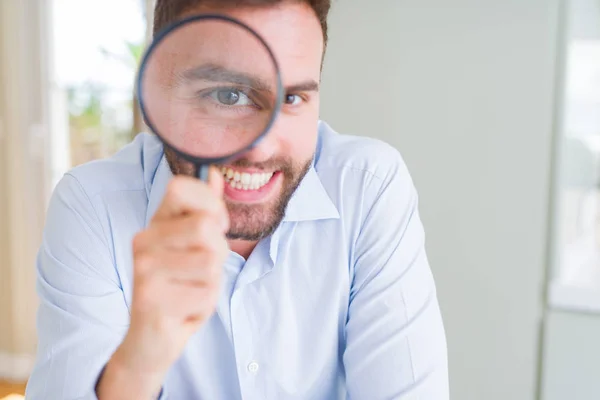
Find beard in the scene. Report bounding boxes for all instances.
[164,148,312,241]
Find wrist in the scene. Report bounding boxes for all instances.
[96,347,165,400]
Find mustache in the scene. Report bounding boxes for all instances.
[222,157,294,172]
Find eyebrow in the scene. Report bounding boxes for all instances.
[177,64,320,95]
[286,80,320,93]
[178,64,273,92]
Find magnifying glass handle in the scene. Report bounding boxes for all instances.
[197,164,210,181]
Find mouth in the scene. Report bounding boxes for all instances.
[221,166,275,191]
[220,166,282,203]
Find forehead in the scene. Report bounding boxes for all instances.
[181,3,325,84]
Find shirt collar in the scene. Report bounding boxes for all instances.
[144,155,171,227]
[144,153,340,227]
[281,164,340,222]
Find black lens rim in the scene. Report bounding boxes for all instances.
[136,13,284,165]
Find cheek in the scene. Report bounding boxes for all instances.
[168,113,265,158]
[278,113,319,162]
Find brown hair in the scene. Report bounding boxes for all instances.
[153,0,331,46]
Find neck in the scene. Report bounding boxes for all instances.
[228,239,259,260]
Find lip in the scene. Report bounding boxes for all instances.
[223,171,282,204]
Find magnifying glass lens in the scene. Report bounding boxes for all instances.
[139,17,281,162]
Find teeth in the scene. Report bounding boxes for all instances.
[222,167,274,190]
[241,173,251,185]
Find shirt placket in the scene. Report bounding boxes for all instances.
[229,236,276,400]
[230,288,263,400]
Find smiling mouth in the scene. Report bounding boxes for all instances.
[221,166,276,191]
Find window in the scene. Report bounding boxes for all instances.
[549,0,600,312]
[50,0,150,176]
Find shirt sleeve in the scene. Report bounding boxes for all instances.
[25,174,166,400]
[343,156,449,400]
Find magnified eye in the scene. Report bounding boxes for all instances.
[209,88,253,106]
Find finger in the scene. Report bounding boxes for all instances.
[163,250,224,285]
[134,212,228,253]
[208,166,225,197]
[152,175,228,223]
[159,283,219,320]
[136,246,227,284]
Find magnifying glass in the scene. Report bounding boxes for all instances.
[137,14,284,181]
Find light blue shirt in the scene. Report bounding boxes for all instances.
[26,121,449,399]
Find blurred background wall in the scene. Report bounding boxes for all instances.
[321,1,559,399]
[321,1,600,399]
[2,1,600,399]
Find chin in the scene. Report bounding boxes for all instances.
[225,200,285,241]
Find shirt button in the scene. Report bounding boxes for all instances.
[247,361,260,374]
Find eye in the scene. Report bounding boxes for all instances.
[285,94,302,106]
[208,88,253,106]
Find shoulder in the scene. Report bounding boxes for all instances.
[62,132,164,200]
[314,121,410,185]
[314,121,414,198]
[46,132,164,238]
[44,133,164,267]
[312,121,418,241]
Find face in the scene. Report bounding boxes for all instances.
[156,3,324,241]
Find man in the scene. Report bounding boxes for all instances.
[26,0,449,399]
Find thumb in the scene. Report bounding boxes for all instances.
[207,166,224,197]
